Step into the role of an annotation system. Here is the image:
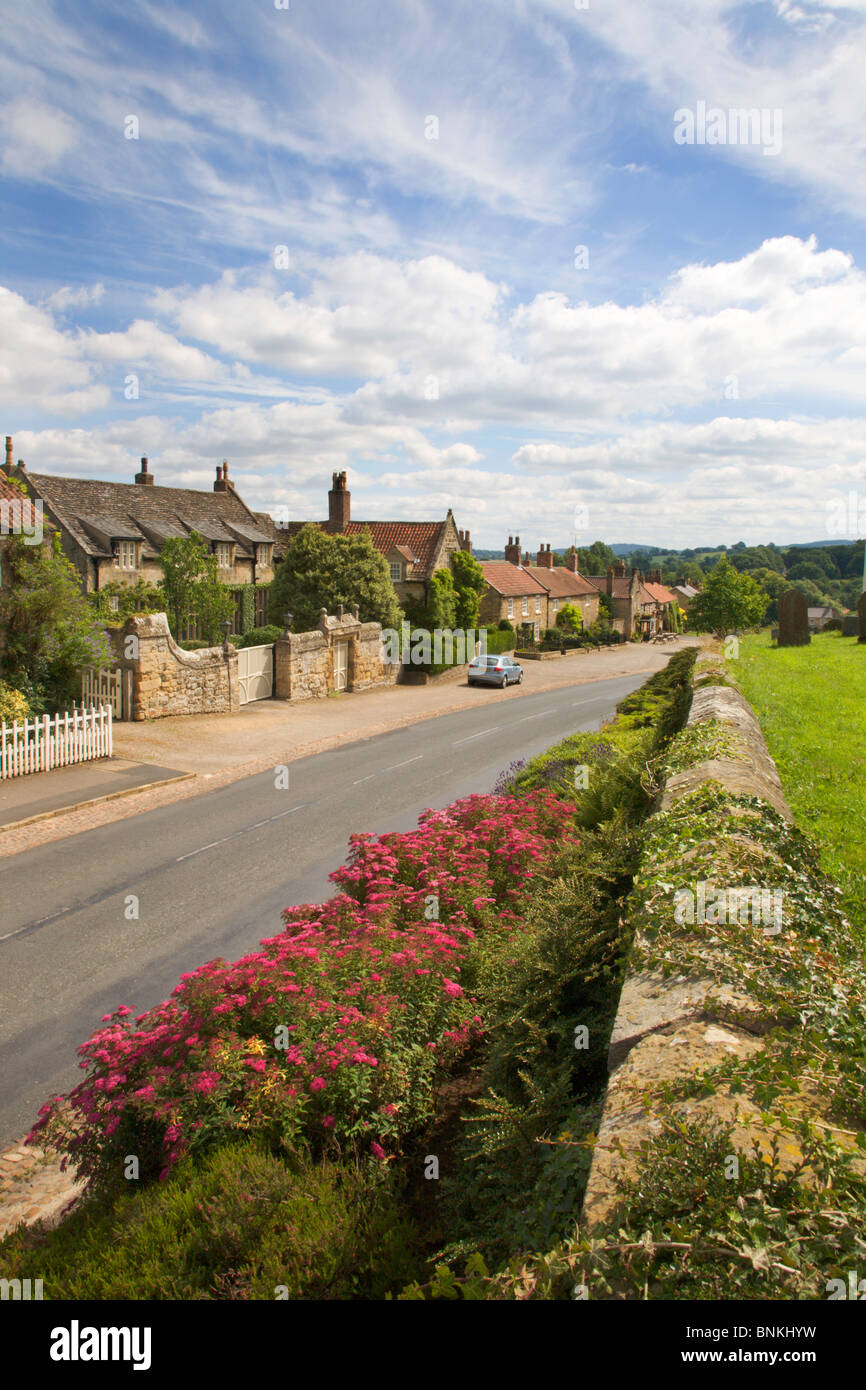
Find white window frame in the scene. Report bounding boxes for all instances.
[522,596,529,616]
[389,561,402,582]
[507,598,514,618]
[216,543,233,569]
[256,544,272,568]
[553,598,559,612]
[116,540,137,570]
[536,596,541,614]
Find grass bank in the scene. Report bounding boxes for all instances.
[734,629,866,939]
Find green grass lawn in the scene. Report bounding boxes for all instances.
[734,629,866,938]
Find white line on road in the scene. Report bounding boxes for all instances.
[517,708,556,721]
[385,756,423,772]
[176,803,309,861]
[352,774,376,785]
[452,726,502,747]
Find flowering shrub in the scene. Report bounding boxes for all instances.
[30,792,581,1193]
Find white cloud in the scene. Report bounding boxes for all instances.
[0,98,77,176]
[0,287,109,415]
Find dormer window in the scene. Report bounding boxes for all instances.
[116,540,138,570]
[256,544,273,568]
[216,543,233,569]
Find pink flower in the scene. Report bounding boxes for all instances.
[310,1077,327,1092]
[442,978,463,998]
[322,1115,335,1128]
[370,1141,386,1161]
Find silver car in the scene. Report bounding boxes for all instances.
[467,654,524,688]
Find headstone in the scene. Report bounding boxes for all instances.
[858,592,866,644]
[842,614,859,638]
[778,589,810,647]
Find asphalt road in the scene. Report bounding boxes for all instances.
[0,670,647,1144]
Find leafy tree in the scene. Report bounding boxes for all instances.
[0,533,113,712]
[268,525,402,632]
[159,531,235,643]
[687,556,769,638]
[555,602,583,633]
[426,568,458,630]
[786,561,829,586]
[450,549,486,630]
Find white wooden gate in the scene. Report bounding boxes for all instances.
[81,665,129,719]
[333,641,348,692]
[238,644,274,704]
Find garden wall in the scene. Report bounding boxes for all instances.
[581,647,865,1233]
[107,613,239,721]
[273,607,399,702]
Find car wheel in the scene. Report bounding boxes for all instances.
[517,671,523,683]
[501,675,508,688]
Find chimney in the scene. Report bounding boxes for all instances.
[214,461,231,493]
[327,470,350,533]
[535,542,554,569]
[504,534,521,565]
[135,456,154,485]
[458,528,472,555]
[566,546,579,573]
[522,550,531,566]
[4,436,12,473]
[614,559,626,578]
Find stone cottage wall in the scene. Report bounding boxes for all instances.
[107,613,239,720]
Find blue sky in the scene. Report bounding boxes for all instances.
[2,0,866,549]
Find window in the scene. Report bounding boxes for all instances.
[216,543,232,569]
[389,562,402,582]
[536,596,541,614]
[256,544,272,568]
[507,598,514,618]
[522,596,529,616]
[553,598,559,612]
[116,541,137,570]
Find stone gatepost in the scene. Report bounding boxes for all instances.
[778,589,810,646]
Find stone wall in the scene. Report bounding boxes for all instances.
[580,648,863,1234]
[273,607,399,702]
[107,613,239,720]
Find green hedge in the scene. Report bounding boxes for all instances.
[236,625,283,648]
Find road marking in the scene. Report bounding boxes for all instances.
[385,756,423,772]
[352,774,376,785]
[517,708,555,721]
[453,726,502,746]
[175,803,309,861]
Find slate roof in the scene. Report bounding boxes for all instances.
[480,561,548,597]
[18,471,276,560]
[524,566,599,598]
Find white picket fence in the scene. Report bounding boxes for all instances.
[0,706,113,780]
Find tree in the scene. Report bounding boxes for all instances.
[555,602,583,633]
[450,549,486,629]
[687,556,768,639]
[159,531,235,643]
[426,568,458,630]
[268,525,402,632]
[0,533,113,712]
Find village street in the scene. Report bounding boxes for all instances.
[0,654,689,1147]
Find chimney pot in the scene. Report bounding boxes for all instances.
[4,436,12,471]
[135,455,154,485]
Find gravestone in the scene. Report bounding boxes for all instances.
[777,589,810,647]
[842,614,859,638]
[858,592,866,644]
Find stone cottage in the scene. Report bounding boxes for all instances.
[524,544,600,627]
[478,540,550,640]
[5,441,284,632]
[277,472,469,607]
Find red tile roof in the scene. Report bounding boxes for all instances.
[480,561,548,597]
[281,518,449,580]
[524,565,598,598]
[0,474,49,533]
[642,580,678,605]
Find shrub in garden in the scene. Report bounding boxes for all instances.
[0,1143,423,1299]
[237,625,284,648]
[30,791,582,1196]
[0,679,30,723]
